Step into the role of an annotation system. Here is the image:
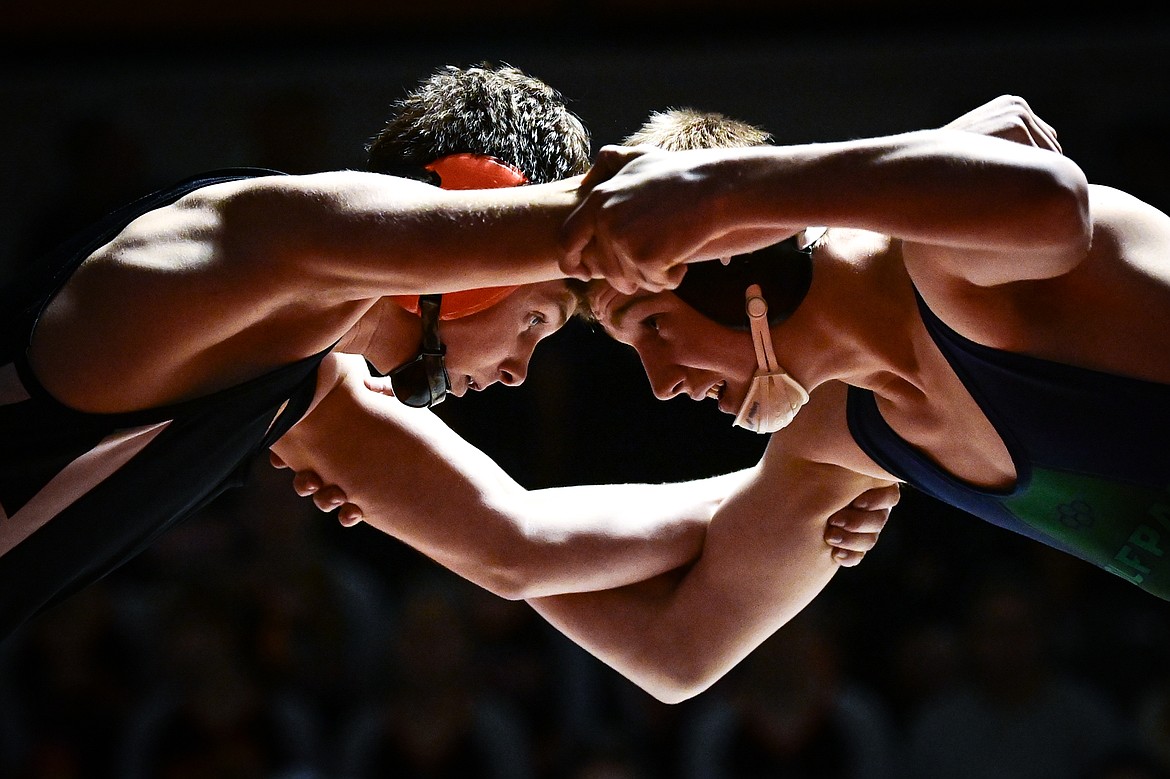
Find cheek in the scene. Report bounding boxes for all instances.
[673,330,754,374]
[721,335,759,375]
[441,318,509,373]
[632,339,673,374]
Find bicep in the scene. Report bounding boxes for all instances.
[670,452,884,670]
[528,448,886,702]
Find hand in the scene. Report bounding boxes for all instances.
[943,94,1062,154]
[364,374,394,396]
[560,145,713,295]
[269,451,364,527]
[823,483,899,567]
[576,144,654,193]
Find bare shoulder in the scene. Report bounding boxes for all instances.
[908,185,1170,378]
[760,380,898,483]
[27,170,382,412]
[1088,184,1170,275]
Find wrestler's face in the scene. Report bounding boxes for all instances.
[589,284,757,415]
[440,280,575,397]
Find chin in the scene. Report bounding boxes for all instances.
[717,391,741,416]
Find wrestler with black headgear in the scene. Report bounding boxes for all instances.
[547,95,1170,705]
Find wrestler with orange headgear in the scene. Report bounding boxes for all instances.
[0,64,595,638]
[4,59,879,645]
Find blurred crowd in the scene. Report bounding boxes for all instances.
[1,463,1168,779]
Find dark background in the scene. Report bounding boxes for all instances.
[2,7,1170,778]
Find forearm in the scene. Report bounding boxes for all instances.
[274,360,747,598]
[715,131,1087,250]
[300,437,736,600]
[526,457,863,704]
[526,499,838,705]
[262,171,587,297]
[505,468,753,597]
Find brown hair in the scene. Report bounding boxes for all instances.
[366,63,591,185]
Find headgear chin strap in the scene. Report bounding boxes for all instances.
[378,153,529,406]
[733,284,810,434]
[373,293,450,408]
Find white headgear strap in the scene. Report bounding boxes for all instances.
[733,284,810,434]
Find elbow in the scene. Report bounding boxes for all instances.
[471,571,528,602]
[642,675,715,705]
[980,157,1091,282]
[464,547,537,602]
[483,571,540,602]
[620,638,730,705]
[464,525,549,602]
[1045,165,1092,248]
[1023,157,1093,257]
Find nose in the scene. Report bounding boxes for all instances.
[646,365,687,401]
[498,345,535,387]
[498,366,526,387]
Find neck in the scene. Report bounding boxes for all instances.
[336,298,423,370]
[771,230,920,395]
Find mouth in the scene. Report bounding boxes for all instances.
[705,379,740,415]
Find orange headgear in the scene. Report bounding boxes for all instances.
[391,153,528,320]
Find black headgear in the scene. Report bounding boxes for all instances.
[672,233,817,330]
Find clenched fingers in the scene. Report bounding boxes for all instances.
[824,483,899,567]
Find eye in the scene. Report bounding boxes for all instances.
[527,311,549,329]
[640,314,662,332]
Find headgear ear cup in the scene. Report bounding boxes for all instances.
[424,153,528,190]
[673,234,815,329]
[391,153,529,319]
[733,284,810,434]
[392,285,521,320]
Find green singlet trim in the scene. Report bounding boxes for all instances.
[1003,468,1170,597]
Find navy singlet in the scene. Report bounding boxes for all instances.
[847,289,1170,599]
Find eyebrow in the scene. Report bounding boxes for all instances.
[603,291,656,331]
[556,292,575,325]
[551,292,575,330]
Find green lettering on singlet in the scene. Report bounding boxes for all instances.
[1002,468,1170,600]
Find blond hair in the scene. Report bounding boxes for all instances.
[622,108,771,151]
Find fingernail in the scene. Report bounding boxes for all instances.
[829,516,845,526]
[826,532,843,544]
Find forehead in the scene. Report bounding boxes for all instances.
[509,279,577,325]
[586,284,665,334]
